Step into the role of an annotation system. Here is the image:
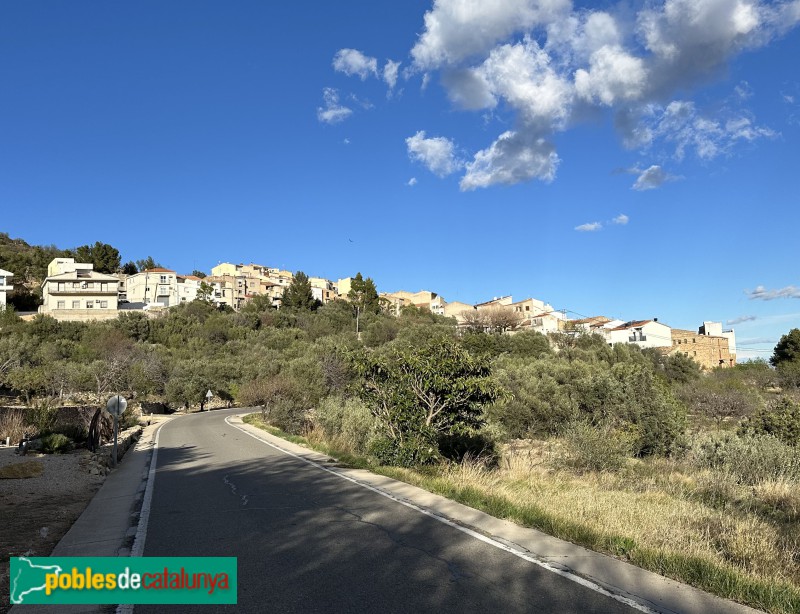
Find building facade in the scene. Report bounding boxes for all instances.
[0,268,13,308]
[40,259,119,321]
[125,268,180,307]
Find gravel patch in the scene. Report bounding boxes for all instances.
[0,447,104,498]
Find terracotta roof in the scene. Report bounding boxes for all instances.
[571,316,611,325]
[609,319,654,331]
[183,275,203,281]
[142,268,175,273]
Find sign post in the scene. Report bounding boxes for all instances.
[105,395,127,468]
[205,389,213,410]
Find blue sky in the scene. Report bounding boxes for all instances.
[2,0,799,359]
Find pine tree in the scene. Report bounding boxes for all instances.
[348,272,380,313]
[281,271,319,310]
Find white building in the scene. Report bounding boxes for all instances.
[40,259,119,321]
[0,268,13,308]
[604,320,673,349]
[125,268,180,307]
[177,275,204,304]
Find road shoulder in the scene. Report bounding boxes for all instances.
[228,413,764,614]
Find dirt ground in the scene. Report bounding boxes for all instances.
[0,449,103,613]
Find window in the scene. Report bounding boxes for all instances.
[73,282,80,289]
[693,338,696,343]
[100,301,108,308]
[86,301,94,309]
[525,306,530,311]
[57,301,65,309]
[72,300,80,309]
[160,275,167,283]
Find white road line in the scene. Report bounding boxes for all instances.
[224,415,657,614]
[116,420,166,614]
[130,422,164,558]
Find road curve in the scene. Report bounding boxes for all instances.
[136,408,638,614]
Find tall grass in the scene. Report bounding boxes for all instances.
[244,411,800,614]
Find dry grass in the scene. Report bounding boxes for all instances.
[244,414,800,613]
[377,442,800,614]
[0,408,26,443]
[0,460,44,479]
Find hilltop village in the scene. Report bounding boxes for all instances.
[0,257,737,371]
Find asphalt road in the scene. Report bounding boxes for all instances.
[137,409,639,614]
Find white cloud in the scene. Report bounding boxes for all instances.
[747,285,800,300]
[411,0,571,69]
[574,45,648,105]
[383,60,401,90]
[333,49,378,80]
[620,100,777,161]
[332,0,800,189]
[407,177,418,186]
[726,315,757,325]
[343,138,351,145]
[460,130,559,190]
[317,88,353,124]
[476,39,573,128]
[612,213,629,225]
[575,221,602,232]
[632,165,672,190]
[406,130,462,177]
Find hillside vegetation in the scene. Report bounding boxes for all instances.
[1,286,799,612]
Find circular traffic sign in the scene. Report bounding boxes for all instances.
[106,395,128,417]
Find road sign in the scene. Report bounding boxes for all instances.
[106,395,127,418]
[206,390,213,400]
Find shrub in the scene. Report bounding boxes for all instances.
[739,396,800,446]
[690,432,800,484]
[40,432,73,454]
[369,434,440,467]
[552,421,634,473]
[314,396,377,455]
[26,399,59,436]
[238,375,308,434]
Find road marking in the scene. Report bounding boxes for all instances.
[130,422,165,558]
[224,415,657,614]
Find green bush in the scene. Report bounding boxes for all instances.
[739,396,800,446]
[56,423,88,443]
[314,396,377,455]
[552,421,634,473]
[690,432,800,484]
[369,435,440,467]
[40,432,73,454]
[26,399,59,436]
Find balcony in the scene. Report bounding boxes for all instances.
[48,285,117,295]
[629,335,647,342]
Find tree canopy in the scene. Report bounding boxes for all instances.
[281,271,319,311]
[73,242,121,273]
[348,272,380,314]
[772,328,800,367]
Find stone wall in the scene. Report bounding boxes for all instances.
[669,329,735,369]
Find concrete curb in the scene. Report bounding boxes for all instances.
[9,416,174,614]
[229,414,765,614]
